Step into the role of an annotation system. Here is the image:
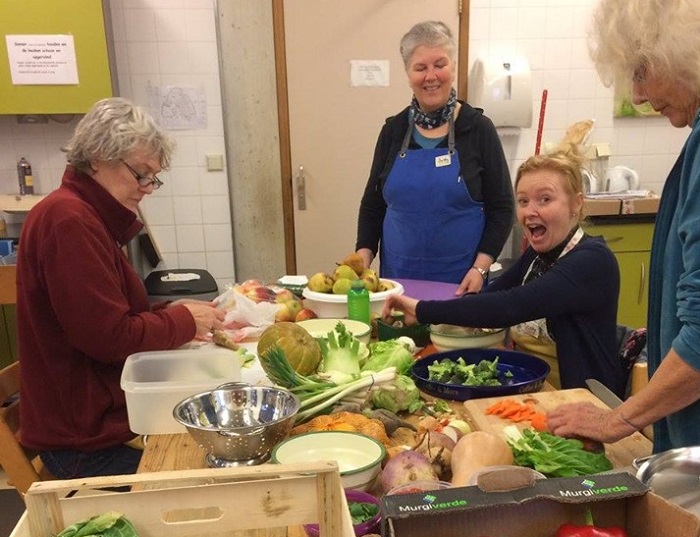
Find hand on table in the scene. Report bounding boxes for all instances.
[456,269,485,296]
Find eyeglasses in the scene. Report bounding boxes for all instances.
[121,160,163,190]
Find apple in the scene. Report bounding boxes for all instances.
[275,299,303,322]
[246,286,277,303]
[275,289,296,303]
[239,279,263,293]
[295,308,318,322]
[285,299,303,318]
[275,304,294,322]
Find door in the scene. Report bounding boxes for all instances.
[280,0,462,277]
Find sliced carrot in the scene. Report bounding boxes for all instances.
[530,413,549,432]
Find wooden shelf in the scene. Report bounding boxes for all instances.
[0,194,45,214]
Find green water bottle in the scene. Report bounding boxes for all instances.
[347,279,370,324]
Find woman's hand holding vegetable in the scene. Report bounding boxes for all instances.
[383,295,420,325]
[178,301,226,337]
[547,402,637,444]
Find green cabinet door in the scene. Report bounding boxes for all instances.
[615,250,650,328]
[584,221,654,329]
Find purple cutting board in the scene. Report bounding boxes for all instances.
[393,279,458,301]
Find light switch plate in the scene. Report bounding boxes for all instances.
[206,153,224,171]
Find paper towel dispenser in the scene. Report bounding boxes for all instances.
[468,57,533,128]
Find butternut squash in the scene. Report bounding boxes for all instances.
[450,431,514,487]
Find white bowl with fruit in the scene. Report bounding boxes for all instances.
[302,253,404,318]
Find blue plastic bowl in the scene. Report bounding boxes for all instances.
[411,347,550,401]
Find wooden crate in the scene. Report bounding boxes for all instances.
[13,461,354,537]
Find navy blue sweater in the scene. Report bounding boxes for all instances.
[416,236,626,397]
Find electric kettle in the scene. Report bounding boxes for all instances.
[581,169,598,194]
[605,166,639,192]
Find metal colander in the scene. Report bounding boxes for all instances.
[173,382,300,466]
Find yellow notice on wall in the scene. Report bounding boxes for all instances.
[6,34,78,85]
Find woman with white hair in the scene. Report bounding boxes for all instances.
[355,20,513,295]
[17,97,225,478]
[548,0,700,453]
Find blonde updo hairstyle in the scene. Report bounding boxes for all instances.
[399,20,456,70]
[63,97,174,174]
[515,149,587,224]
[589,0,700,93]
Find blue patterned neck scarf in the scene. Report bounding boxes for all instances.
[411,88,457,130]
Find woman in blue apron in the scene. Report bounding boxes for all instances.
[356,21,513,295]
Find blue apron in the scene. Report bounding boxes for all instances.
[381,114,485,284]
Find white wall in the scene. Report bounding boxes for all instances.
[0,0,236,291]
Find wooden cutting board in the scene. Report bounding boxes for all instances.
[462,388,652,469]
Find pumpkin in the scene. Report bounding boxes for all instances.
[257,322,322,376]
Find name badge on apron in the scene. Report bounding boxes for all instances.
[435,154,451,168]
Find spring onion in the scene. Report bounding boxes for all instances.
[261,345,397,423]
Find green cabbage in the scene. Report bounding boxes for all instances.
[361,339,415,375]
[370,374,422,413]
[57,511,138,537]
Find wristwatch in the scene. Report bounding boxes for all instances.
[471,265,488,279]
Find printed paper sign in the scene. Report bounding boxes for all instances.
[350,60,389,87]
[5,34,79,85]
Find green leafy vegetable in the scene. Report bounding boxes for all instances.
[57,511,138,537]
[427,356,512,386]
[362,338,415,375]
[503,426,613,477]
[370,374,423,413]
[348,501,379,525]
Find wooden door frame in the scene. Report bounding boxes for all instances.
[272,0,470,274]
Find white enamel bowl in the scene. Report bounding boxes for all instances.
[429,324,507,351]
[296,318,372,344]
[302,279,403,318]
[271,431,385,491]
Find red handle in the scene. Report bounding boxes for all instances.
[535,89,548,155]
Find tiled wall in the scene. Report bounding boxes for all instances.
[469,0,688,196]
[0,0,691,283]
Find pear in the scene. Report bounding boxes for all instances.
[360,268,379,292]
[377,279,396,292]
[308,272,334,293]
[332,277,353,295]
[337,252,365,276]
[333,264,358,282]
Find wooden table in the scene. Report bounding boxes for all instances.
[137,384,652,537]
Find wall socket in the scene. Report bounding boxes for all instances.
[206,153,224,171]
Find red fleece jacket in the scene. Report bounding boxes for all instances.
[18,167,196,451]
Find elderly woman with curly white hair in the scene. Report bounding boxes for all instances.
[548,0,700,453]
[17,97,225,478]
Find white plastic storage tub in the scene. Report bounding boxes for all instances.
[120,348,242,434]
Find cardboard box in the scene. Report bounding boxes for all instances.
[621,196,661,215]
[584,198,623,216]
[381,471,700,537]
